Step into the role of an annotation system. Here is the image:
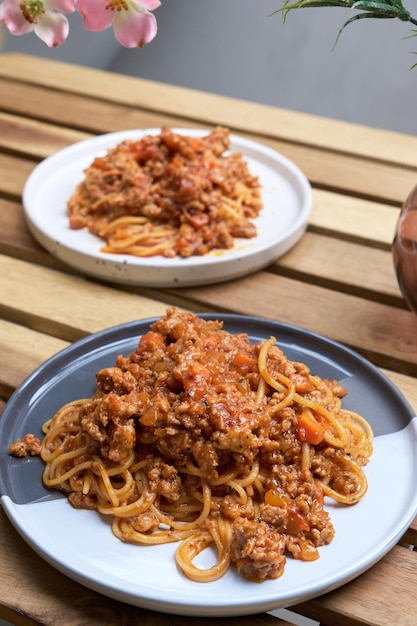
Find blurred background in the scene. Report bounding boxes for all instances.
[1,0,417,135]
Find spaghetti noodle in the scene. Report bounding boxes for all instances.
[67,127,263,258]
[11,309,373,583]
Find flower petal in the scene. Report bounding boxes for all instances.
[0,0,34,35]
[75,0,114,31]
[137,0,161,10]
[34,11,70,46]
[113,8,158,48]
[44,0,76,14]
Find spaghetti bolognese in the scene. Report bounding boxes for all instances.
[10,309,373,583]
[67,127,263,259]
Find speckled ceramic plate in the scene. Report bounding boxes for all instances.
[22,129,312,287]
[1,314,416,617]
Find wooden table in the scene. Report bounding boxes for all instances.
[1,53,417,626]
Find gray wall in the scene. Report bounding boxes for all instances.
[2,1,417,134]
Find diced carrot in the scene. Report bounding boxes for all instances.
[139,331,165,350]
[297,410,325,445]
[191,138,201,151]
[202,335,219,350]
[289,372,314,393]
[232,352,257,370]
[92,157,106,169]
[264,489,288,508]
[179,361,210,400]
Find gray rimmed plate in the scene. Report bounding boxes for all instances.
[1,314,416,617]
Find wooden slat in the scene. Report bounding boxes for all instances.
[164,271,417,376]
[382,369,417,413]
[0,108,415,206]
[294,546,417,626]
[2,54,417,169]
[0,169,401,255]
[0,195,403,308]
[0,77,197,136]
[4,253,416,375]
[0,198,58,268]
[401,526,417,547]
[0,511,291,626]
[0,254,173,342]
[2,96,416,205]
[401,515,417,546]
[0,319,68,397]
[0,112,90,157]
[310,190,400,248]
[261,138,416,205]
[0,153,34,199]
[0,198,40,251]
[276,232,403,306]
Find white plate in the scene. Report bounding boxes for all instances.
[23,129,312,287]
[1,315,417,617]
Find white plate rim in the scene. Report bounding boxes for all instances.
[22,128,312,287]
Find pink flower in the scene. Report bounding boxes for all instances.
[0,0,75,46]
[76,0,160,48]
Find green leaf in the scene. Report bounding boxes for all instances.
[333,11,403,48]
[391,0,407,9]
[273,0,417,25]
[272,0,417,58]
[409,51,417,69]
[271,0,351,18]
[351,0,411,20]
[403,28,417,39]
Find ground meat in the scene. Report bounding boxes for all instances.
[147,459,182,502]
[67,127,263,258]
[8,434,41,457]
[80,393,136,463]
[128,512,160,533]
[95,367,138,395]
[311,451,362,494]
[68,492,97,510]
[323,378,348,398]
[230,518,286,582]
[220,495,256,521]
[331,469,361,496]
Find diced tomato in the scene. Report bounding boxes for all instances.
[287,506,310,535]
[186,212,210,229]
